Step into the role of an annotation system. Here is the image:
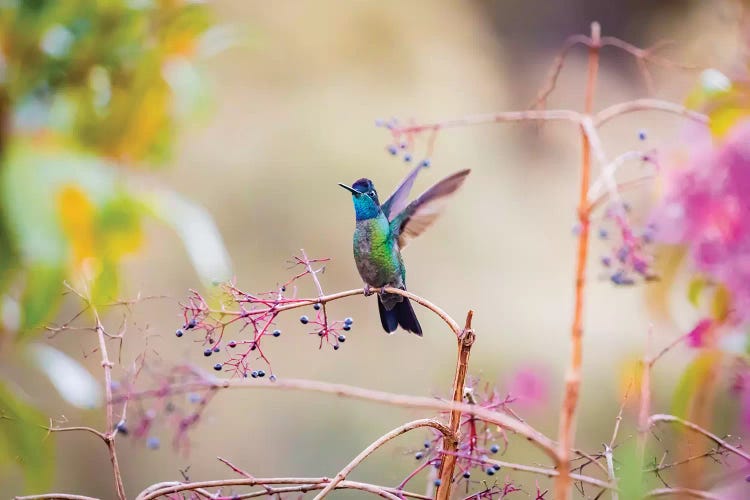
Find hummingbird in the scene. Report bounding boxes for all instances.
[339,165,470,335]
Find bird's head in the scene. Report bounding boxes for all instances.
[338,178,381,220]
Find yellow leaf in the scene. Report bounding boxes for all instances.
[56,185,95,267]
[710,107,749,137]
[711,285,731,322]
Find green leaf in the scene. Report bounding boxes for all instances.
[687,277,705,308]
[19,264,65,335]
[0,381,55,491]
[616,441,647,500]
[672,352,721,419]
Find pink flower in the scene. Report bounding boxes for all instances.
[686,318,713,348]
[506,366,548,410]
[650,120,750,323]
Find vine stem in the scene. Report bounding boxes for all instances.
[555,21,600,500]
[435,311,475,500]
[313,419,452,499]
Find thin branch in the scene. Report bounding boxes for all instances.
[313,418,452,499]
[14,496,100,500]
[466,456,613,490]
[436,310,476,500]
[649,414,750,463]
[136,477,423,500]
[604,445,619,500]
[645,487,721,499]
[594,99,709,127]
[555,21,601,500]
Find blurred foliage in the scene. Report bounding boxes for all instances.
[0,0,232,490]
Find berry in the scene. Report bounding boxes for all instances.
[638,129,647,141]
[313,303,321,310]
[251,371,258,378]
[404,153,412,162]
[257,370,265,378]
[343,324,351,331]
[424,441,430,449]
[175,329,183,338]
[318,330,324,337]
[188,393,202,404]
[300,315,309,324]
[462,471,471,479]
[598,228,608,239]
[492,463,501,471]
[272,329,281,337]
[486,467,495,476]
[433,479,442,487]
[338,334,346,342]
[344,317,353,325]
[601,256,612,267]
[387,145,398,155]
[415,452,423,460]
[187,319,197,329]
[281,285,286,292]
[420,159,431,168]
[269,374,277,382]
[490,444,499,454]
[115,420,128,435]
[333,345,340,350]
[228,341,237,348]
[146,436,160,450]
[203,349,212,357]
[213,363,222,371]
[213,346,220,352]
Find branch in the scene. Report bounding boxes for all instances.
[313,419,452,499]
[645,487,721,499]
[136,477,427,500]
[649,414,750,463]
[594,98,708,127]
[555,21,601,500]
[436,310,476,500]
[128,375,559,461]
[15,496,100,500]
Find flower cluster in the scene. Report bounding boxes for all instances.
[650,120,750,323]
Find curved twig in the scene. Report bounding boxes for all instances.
[314,419,452,499]
[645,487,721,499]
[649,414,750,463]
[595,98,709,127]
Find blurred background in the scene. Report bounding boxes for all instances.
[1,0,749,498]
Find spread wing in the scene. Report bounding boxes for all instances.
[391,169,470,249]
[381,163,427,221]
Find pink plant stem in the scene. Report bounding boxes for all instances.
[555,21,600,500]
[313,419,452,499]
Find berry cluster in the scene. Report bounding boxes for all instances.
[174,252,354,379]
[376,118,433,167]
[596,203,657,286]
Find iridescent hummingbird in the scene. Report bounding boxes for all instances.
[339,165,470,335]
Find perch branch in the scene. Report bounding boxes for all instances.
[648,414,750,463]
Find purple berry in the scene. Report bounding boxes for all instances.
[228,341,237,348]
[213,363,222,371]
[272,329,281,337]
[146,436,160,450]
[175,329,183,337]
[203,349,212,357]
[338,334,346,342]
[300,315,309,324]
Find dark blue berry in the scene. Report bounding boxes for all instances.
[492,463,501,471]
[281,286,286,292]
[343,324,351,331]
[272,329,281,337]
[300,315,309,324]
[601,256,612,267]
[269,374,277,382]
[187,319,197,329]
[344,317,353,325]
[404,153,412,162]
[116,420,128,435]
[213,346,220,352]
[203,349,212,357]
[387,145,398,155]
[486,467,495,476]
[213,363,222,371]
[251,371,258,378]
[257,370,265,378]
[598,228,608,239]
[415,452,423,460]
[424,441,430,449]
[638,129,647,141]
[146,436,160,450]
[250,343,257,351]
[338,334,346,342]
[175,329,183,337]
[433,479,441,487]
[333,345,340,350]
[490,444,499,454]
[313,303,321,310]
[228,341,237,348]
[463,471,471,479]
[420,159,431,168]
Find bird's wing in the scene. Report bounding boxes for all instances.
[391,169,470,249]
[381,163,427,221]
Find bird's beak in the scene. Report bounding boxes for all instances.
[338,183,360,195]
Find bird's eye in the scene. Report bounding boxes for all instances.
[369,191,377,198]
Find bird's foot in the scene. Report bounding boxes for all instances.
[363,284,375,297]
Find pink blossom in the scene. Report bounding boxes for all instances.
[686,318,713,348]
[650,120,750,322]
[506,366,548,410]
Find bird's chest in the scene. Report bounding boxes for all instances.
[353,217,403,287]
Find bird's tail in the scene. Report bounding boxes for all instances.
[378,296,422,336]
